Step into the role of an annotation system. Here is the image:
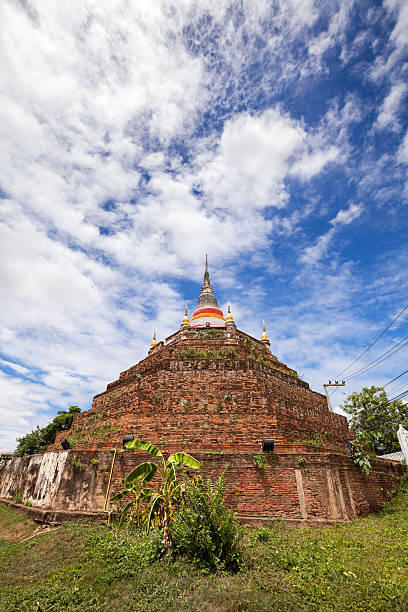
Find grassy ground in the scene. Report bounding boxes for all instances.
[1,491,408,612]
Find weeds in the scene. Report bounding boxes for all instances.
[13,492,23,504]
[72,454,85,471]
[253,454,266,469]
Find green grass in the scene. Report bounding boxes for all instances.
[1,489,408,611]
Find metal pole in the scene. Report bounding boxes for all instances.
[103,448,117,511]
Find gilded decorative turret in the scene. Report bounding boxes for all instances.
[260,320,271,350]
[190,256,225,328]
[149,330,157,351]
[180,305,191,330]
[225,301,236,331]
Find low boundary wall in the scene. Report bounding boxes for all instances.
[0,450,404,525]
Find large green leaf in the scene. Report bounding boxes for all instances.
[119,500,134,527]
[125,439,163,457]
[109,490,128,503]
[139,486,155,501]
[168,452,201,470]
[166,461,177,485]
[124,461,157,485]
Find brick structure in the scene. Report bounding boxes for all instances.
[45,260,404,523]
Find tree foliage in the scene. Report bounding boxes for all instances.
[14,406,81,457]
[341,386,408,454]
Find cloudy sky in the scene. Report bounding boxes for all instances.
[1,0,407,450]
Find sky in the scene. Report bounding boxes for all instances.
[1,0,407,451]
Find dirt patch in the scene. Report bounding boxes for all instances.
[0,504,39,542]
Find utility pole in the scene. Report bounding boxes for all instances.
[323,380,345,412]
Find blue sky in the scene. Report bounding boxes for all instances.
[1,0,407,451]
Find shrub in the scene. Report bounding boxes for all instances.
[170,474,243,572]
[250,526,271,543]
[24,499,33,507]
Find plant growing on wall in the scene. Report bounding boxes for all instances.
[111,440,201,547]
[72,454,84,471]
[13,492,23,504]
[253,454,266,469]
[349,432,374,475]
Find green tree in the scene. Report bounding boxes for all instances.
[14,405,81,457]
[341,386,408,454]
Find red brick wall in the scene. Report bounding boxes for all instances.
[53,327,349,456]
[107,449,403,523]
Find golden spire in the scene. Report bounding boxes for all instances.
[225,301,234,324]
[180,304,191,328]
[260,320,269,343]
[150,329,157,349]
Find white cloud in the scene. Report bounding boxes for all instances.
[375,82,407,130]
[397,130,408,164]
[306,0,354,72]
[331,203,362,226]
[371,0,408,82]
[291,146,339,180]
[300,203,363,265]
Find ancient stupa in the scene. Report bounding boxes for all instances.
[0,258,403,523]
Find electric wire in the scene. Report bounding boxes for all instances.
[333,303,408,379]
[332,385,408,414]
[385,376,408,395]
[389,383,408,397]
[382,368,408,389]
[344,335,408,381]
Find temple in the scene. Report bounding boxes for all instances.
[0,258,404,524]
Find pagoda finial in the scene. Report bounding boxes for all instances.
[260,320,270,345]
[180,304,191,329]
[197,255,217,307]
[203,254,210,287]
[150,329,157,349]
[190,256,226,328]
[225,300,234,324]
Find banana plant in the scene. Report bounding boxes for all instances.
[121,439,201,547]
[109,461,157,527]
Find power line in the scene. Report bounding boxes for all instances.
[387,379,408,396]
[382,368,408,389]
[389,388,408,403]
[339,389,408,419]
[334,303,408,379]
[344,336,408,381]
